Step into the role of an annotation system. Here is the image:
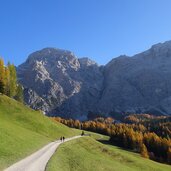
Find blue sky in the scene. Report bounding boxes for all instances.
[1,0,171,66]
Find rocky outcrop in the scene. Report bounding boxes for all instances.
[17,48,103,119]
[17,41,171,119]
[99,41,171,116]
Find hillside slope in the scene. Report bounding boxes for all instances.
[46,137,171,171]
[0,95,78,170]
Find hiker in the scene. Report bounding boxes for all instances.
[63,136,65,142]
[60,136,63,142]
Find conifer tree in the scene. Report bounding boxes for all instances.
[167,147,171,164]
[4,67,10,95]
[8,63,17,97]
[140,143,149,158]
[0,58,5,93]
[0,80,4,93]
[15,84,24,103]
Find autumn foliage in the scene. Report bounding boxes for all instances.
[0,58,23,102]
[52,115,171,164]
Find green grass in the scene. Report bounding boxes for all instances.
[46,136,171,171]
[71,128,109,140]
[0,95,78,170]
[1,94,171,171]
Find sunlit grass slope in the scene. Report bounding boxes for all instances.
[46,136,171,171]
[0,95,78,170]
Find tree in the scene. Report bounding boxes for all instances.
[15,84,24,103]
[167,147,171,164]
[0,80,4,94]
[8,63,17,97]
[4,67,10,95]
[0,58,5,93]
[140,143,149,158]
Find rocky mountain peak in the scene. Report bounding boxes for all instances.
[17,41,171,119]
[17,47,103,118]
[78,57,97,67]
[151,40,171,50]
[107,55,130,65]
[141,40,171,59]
[25,48,76,65]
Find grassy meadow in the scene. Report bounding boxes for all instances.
[0,95,79,170]
[46,136,171,171]
[1,94,171,171]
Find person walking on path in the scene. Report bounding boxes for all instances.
[60,136,63,142]
[63,136,65,142]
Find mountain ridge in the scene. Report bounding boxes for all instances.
[17,40,171,119]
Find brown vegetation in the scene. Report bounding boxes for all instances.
[52,115,171,164]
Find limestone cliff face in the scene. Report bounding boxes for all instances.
[17,41,171,119]
[17,48,103,119]
[99,41,171,116]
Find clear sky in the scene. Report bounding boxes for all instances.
[1,0,171,66]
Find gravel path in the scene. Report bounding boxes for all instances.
[4,136,81,171]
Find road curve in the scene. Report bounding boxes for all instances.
[4,135,81,171]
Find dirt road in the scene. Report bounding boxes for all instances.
[4,136,81,171]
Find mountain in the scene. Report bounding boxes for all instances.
[17,41,171,119]
[100,41,171,116]
[17,48,103,119]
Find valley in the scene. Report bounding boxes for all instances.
[0,94,171,171]
[1,2,171,171]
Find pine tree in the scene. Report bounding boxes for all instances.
[4,67,10,95]
[8,63,17,97]
[123,133,128,148]
[0,58,5,93]
[140,143,149,158]
[15,84,24,103]
[167,147,171,164]
[0,80,4,93]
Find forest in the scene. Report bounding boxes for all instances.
[0,58,23,102]
[52,114,171,164]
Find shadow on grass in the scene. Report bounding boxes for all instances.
[97,139,113,145]
[97,139,139,154]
